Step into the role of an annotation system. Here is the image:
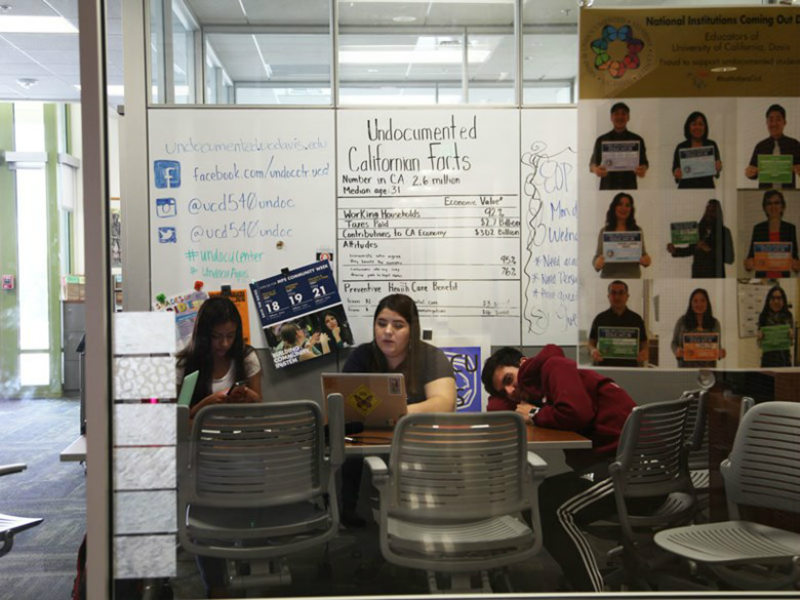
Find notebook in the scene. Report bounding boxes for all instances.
[177,370,199,406]
[320,372,407,428]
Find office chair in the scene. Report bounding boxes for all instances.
[0,463,43,558]
[365,411,546,593]
[604,396,698,590]
[176,395,344,594]
[654,400,800,590]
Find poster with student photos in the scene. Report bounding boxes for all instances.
[250,260,353,369]
[578,5,799,369]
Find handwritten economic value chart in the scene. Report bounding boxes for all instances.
[337,110,522,344]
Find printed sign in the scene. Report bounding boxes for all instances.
[758,155,793,185]
[670,221,699,245]
[601,141,639,171]
[683,332,719,361]
[679,146,716,179]
[603,231,642,262]
[761,324,792,352]
[597,327,639,360]
[250,260,351,369]
[208,288,251,346]
[153,289,209,349]
[753,242,792,272]
[441,345,482,413]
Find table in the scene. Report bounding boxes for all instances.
[58,425,591,461]
[60,435,86,462]
[344,423,591,455]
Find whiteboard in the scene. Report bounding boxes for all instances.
[147,109,336,347]
[520,108,578,346]
[336,108,522,345]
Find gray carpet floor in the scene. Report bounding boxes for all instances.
[0,397,86,600]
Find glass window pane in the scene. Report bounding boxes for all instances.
[20,353,50,387]
[172,2,195,104]
[522,9,577,105]
[14,102,45,151]
[150,0,163,102]
[338,0,515,106]
[16,168,50,351]
[205,33,332,106]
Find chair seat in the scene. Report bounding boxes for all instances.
[387,514,534,558]
[187,501,330,542]
[654,520,800,564]
[0,513,43,536]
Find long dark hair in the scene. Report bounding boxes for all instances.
[321,308,353,347]
[368,294,422,396]
[683,111,710,143]
[604,192,638,231]
[682,288,715,331]
[698,199,725,241]
[176,296,251,406]
[758,285,792,327]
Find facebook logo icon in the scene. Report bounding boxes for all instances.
[154,160,181,188]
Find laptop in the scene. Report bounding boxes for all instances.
[321,372,407,428]
[177,370,199,406]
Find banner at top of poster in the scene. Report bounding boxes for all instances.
[580,6,800,98]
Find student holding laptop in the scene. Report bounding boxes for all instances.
[176,295,262,418]
[340,293,456,526]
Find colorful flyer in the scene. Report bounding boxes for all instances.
[208,288,251,346]
[597,327,639,360]
[601,141,639,171]
[153,289,209,349]
[682,332,719,362]
[753,242,792,272]
[678,146,716,179]
[603,231,642,262]
[760,324,792,352]
[758,155,793,185]
[670,221,699,245]
[250,260,352,369]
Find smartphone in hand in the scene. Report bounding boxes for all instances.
[226,380,248,396]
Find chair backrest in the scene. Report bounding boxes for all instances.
[680,389,709,471]
[722,400,800,516]
[386,411,531,522]
[612,396,693,499]
[182,400,334,508]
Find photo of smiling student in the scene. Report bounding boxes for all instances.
[756,284,795,368]
[592,192,651,278]
[671,288,726,368]
[744,104,800,189]
[672,111,722,189]
[743,190,800,279]
[589,102,649,190]
[666,199,734,278]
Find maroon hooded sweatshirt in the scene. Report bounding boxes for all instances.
[488,344,635,468]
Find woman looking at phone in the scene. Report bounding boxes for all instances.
[176,295,262,419]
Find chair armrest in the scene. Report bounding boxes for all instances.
[526,451,547,479]
[364,456,388,489]
[0,463,26,476]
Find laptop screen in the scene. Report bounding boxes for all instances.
[177,370,199,406]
